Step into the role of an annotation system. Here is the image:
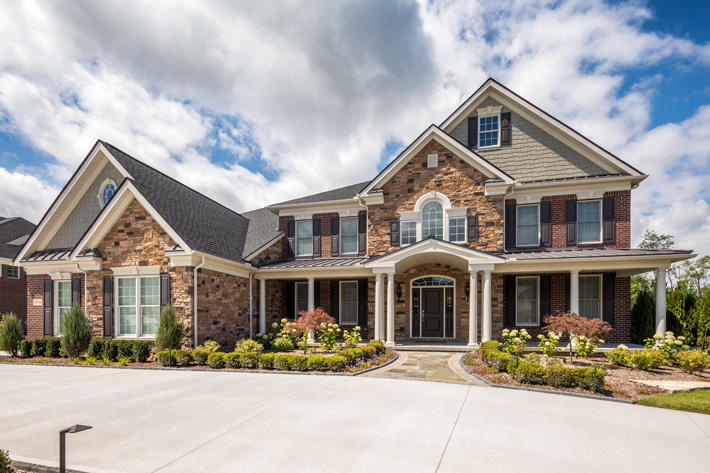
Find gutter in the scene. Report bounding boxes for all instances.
[193,256,206,348]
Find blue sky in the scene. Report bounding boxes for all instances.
[0,0,709,254]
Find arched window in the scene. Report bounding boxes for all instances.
[102,182,116,205]
[421,201,443,239]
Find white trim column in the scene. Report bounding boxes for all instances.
[386,272,395,347]
[656,267,667,335]
[258,277,266,334]
[468,271,478,347]
[307,276,315,312]
[482,270,492,342]
[570,269,580,314]
[375,273,384,340]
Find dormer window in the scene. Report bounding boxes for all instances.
[479,114,500,148]
[98,178,117,207]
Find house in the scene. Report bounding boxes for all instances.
[1,216,35,329]
[15,78,694,348]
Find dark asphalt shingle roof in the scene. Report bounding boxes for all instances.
[0,217,35,260]
[272,181,371,206]
[241,207,283,258]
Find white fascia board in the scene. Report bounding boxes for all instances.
[201,254,252,279]
[268,197,364,213]
[169,253,200,267]
[112,265,161,276]
[0,257,12,265]
[498,253,695,273]
[361,193,384,205]
[255,267,372,279]
[484,182,510,196]
[365,239,505,268]
[23,262,83,275]
[359,126,514,196]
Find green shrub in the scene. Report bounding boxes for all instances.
[45,338,61,358]
[88,339,106,359]
[174,350,193,366]
[606,345,631,366]
[155,304,183,351]
[676,350,710,374]
[207,352,226,369]
[289,354,308,371]
[343,326,362,348]
[501,328,531,356]
[367,339,384,355]
[630,350,665,371]
[479,340,500,352]
[545,364,576,388]
[60,304,92,358]
[483,349,513,372]
[573,335,600,358]
[234,339,263,354]
[224,352,242,369]
[339,347,368,365]
[240,352,259,369]
[113,340,134,359]
[132,341,152,362]
[362,345,377,359]
[572,366,606,390]
[537,332,560,356]
[327,355,346,372]
[272,336,294,352]
[0,312,24,357]
[31,338,47,357]
[157,350,176,366]
[192,349,209,365]
[259,353,275,369]
[0,448,13,473]
[198,340,221,352]
[274,353,291,371]
[307,354,329,371]
[103,340,118,361]
[19,339,32,358]
[509,360,547,384]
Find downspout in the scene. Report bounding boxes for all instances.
[193,256,206,348]
[75,264,87,315]
[502,185,514,252]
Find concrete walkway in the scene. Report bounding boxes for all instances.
[1,364,709,472]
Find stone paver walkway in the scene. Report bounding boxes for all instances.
[365,351,483,385]
[633,379,710,392]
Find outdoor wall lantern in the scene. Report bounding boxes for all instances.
[395,283,403,300]
[465,281,470,299]
[59,424,92,473]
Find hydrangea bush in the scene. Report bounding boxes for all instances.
[501,328,530,356]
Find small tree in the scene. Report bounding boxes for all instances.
[285,308,335,337]
[155,304,183,351]
[0,313,24,357]
[0,449,14,473]
[544,312,611,362]
[61,304,92,358]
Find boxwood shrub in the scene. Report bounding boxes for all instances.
[19,339,32,358]
[132,341,152,362]
[174,350,193,366]
[103,341,118,361]
[508,360,546,384]
[630,349,664,371]
[367,340,384,355]
[207,352,226,369]
[307,354,329,371]
[192,349,210,365]
[274,353,291,371]
[327,355,346,372]
[289,354,308,371]
[259,353,275,369]
[88,339,106,359]
[157,350,176,366]
[224,352,242,369]
[45,339,61,358]
[240,352,259,369]
[479,340,501,352]
[30,338,47,357]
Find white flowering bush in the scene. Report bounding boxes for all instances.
[501,328,530,356]
[572,335,602,358]
[317,322,340,351]
[644,331,689,363]
[343,326,362,348]
[536,332,560,356]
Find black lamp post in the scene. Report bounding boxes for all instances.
[59,424,92,473]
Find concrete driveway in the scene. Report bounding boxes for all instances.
[1,364,709,473]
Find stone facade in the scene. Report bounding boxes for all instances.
[197,268,251,348]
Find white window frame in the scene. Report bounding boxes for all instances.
[515,276,540,327]
[579,274,603,320]
[97,178,117,207]
[448,217,467,243]
[339,217,359,255]
[516,204,540,247]
[399,192,468,246]
[478,113,501,149]
[54,280,72,336]
[577,199,602,244]
[295,220,313,257]
[338,280,358,325]
[294,281,309,316]
[114,275,160,338]
[6,265,20,279]
[400,220,417,246]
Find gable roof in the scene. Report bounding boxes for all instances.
[240,207,283,259]
[0,217,35,260]
[440,78,645,179]
[271,181,371,207]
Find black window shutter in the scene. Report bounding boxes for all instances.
[389,221,400,246]
[603,273,615,326]
[500,112,512,146]
[314,280,321,310]
[286,220,295,257]
[504,276,516,327]
[540,275,551,323]
[467,215,479,242]
[160,272,171,311]
[103,275,113,337]
[467,116,478,149]
[505,203,516,249]
[603,197,615,243]
[565,199,577,245]
[43,279,53,336]
[285,281,295,318]
[540,201,552,247]
[71,277,81,307]
[331,216,340,256]
[312,219,321,257]
[330,280,339,321]
[358,279,367,332]
[358,214,367,256]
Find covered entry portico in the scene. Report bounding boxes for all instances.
[365,239,504,347]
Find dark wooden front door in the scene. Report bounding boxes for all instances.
[421,288,444,337]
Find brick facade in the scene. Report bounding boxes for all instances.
[0,264,28,327]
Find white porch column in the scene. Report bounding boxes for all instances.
[375,273,384,340]
[482,270,492,342]
[307,276,315,311]
[656,267,667,335]
[570,269,580,314]
[386,272,395,347]
[468,271,478,347]
[258,278,266,334]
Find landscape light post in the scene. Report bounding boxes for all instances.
[59,424,92,473]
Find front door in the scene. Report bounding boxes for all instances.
[421,288,444,337]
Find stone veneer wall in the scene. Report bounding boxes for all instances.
[197,268,251,347]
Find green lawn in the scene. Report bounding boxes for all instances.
[637,389,710,415]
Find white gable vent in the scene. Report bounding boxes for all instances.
[427,153,438,168]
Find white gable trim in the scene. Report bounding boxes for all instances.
[15,141,133,262]
[440,79,645,178]
[70,181,191,260]
[365,238,504,271]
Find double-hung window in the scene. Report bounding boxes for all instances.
[6,266,20,279]
[515,276,539,326]
[579,275,602,319]
[55,280,72,335]
[577,200,601,243]
[448,217,466,242]
[479,114,500,148]
[117,276,160,337]
[516,204,539,246]
[295,220,313,256]
[400,221,417,245]
[340,217,358,254]
[295,282,309,316]
[339,281,358,325]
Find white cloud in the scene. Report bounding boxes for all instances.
[0,167,58,222]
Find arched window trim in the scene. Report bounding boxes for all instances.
[399,192,467,245]
[97,178,117,207]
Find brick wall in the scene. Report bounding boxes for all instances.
[26,274,47,338]
[0,265,28,325]
[197,268,251,348]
